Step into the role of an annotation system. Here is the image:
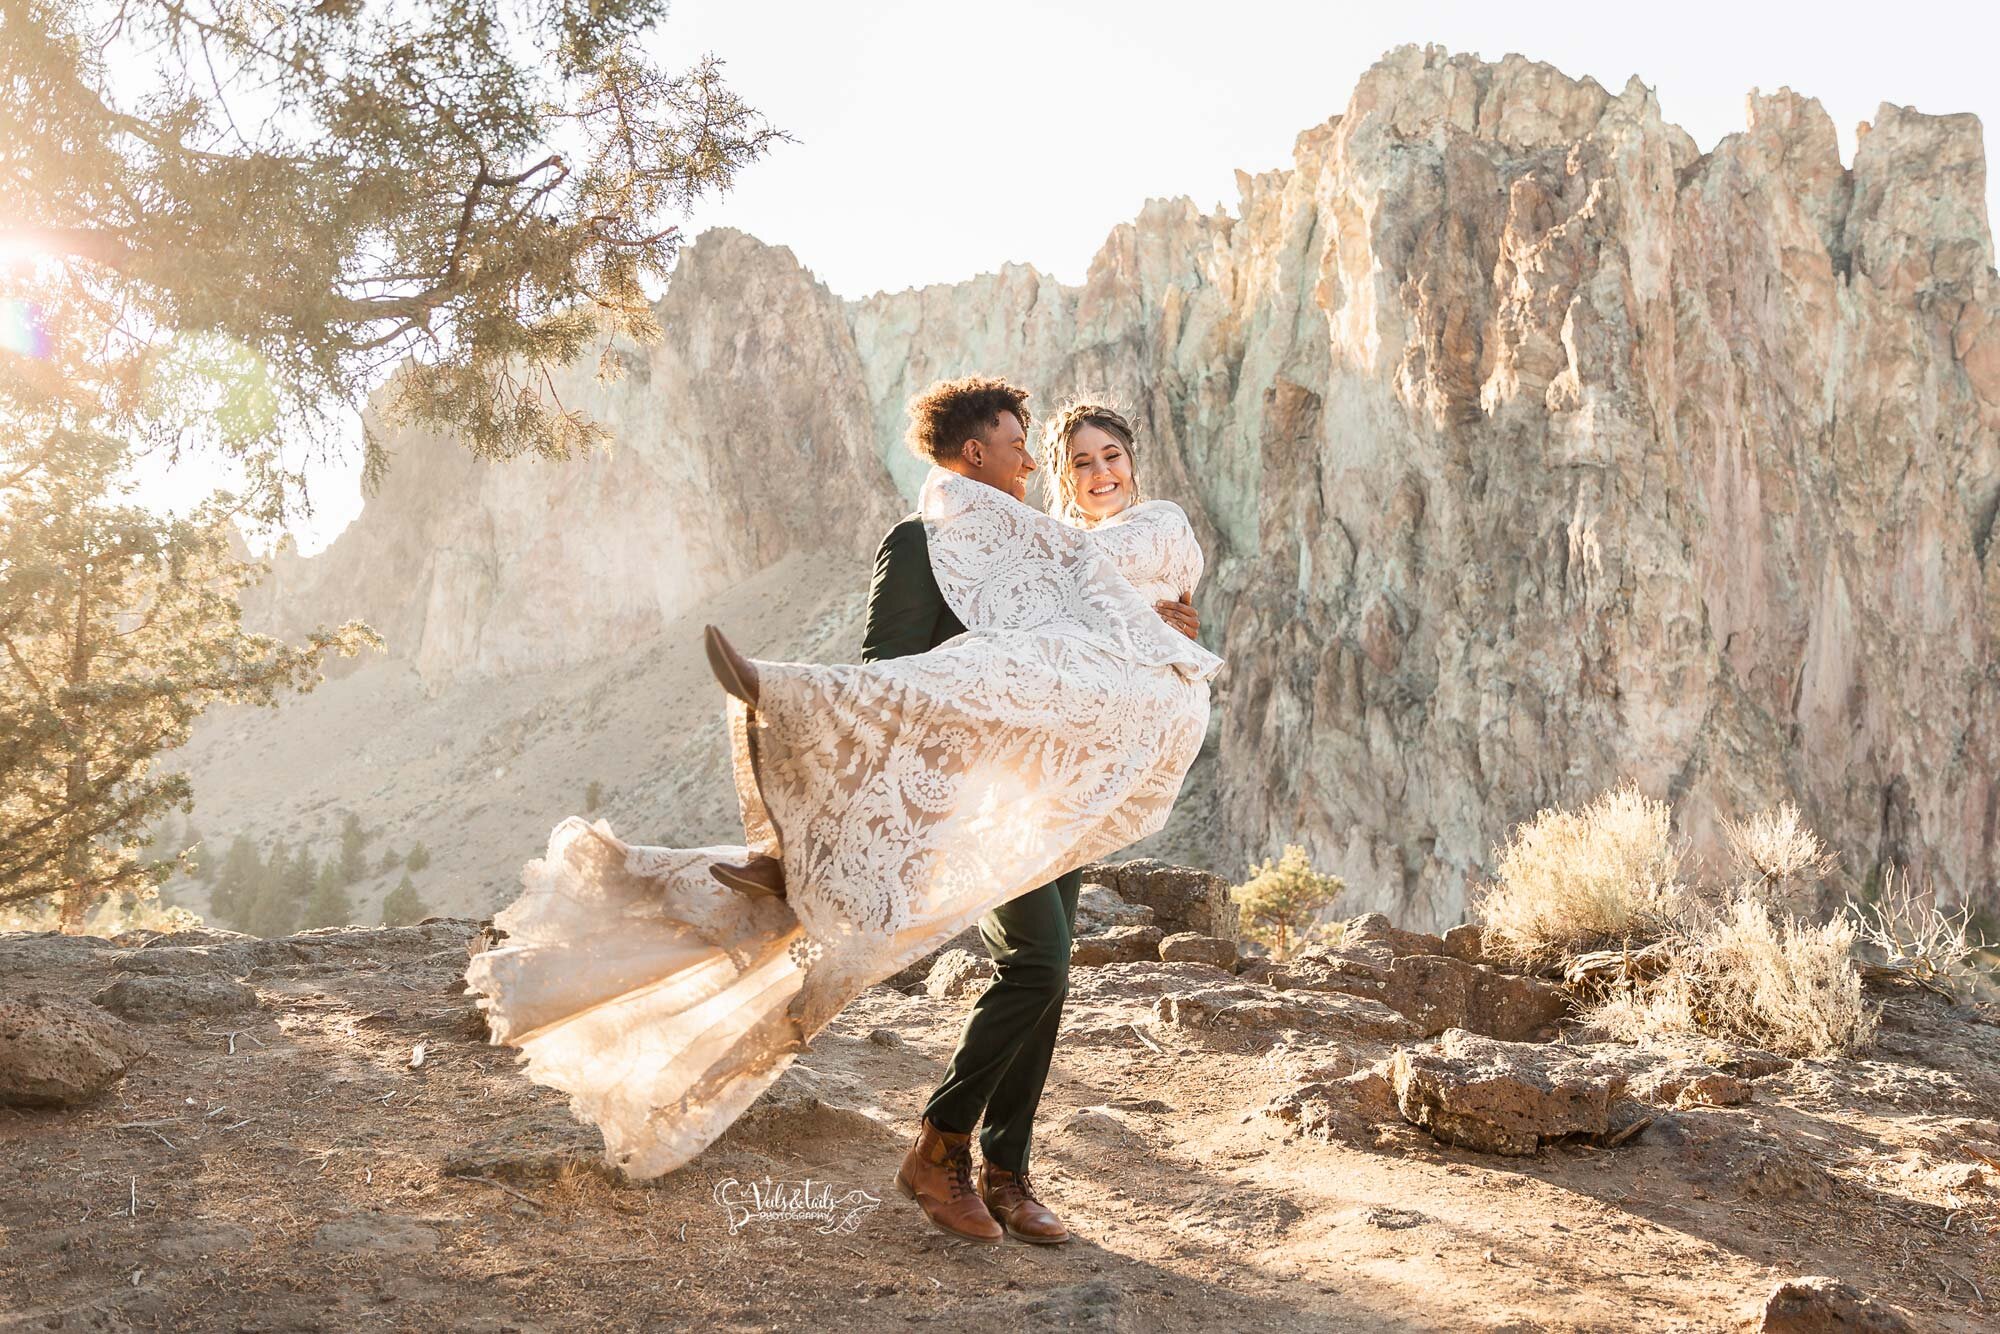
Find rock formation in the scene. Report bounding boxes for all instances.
[217,45,1998,929]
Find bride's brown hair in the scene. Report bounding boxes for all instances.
[1040,397,1144,523]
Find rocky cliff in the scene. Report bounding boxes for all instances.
[230,45,2000,928]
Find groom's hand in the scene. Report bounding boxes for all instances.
[1155,592,1199,640]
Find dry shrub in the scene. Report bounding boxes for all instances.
[1476,783,1687,969]
[1847,869,1991,1003]
[1592,898,1877,1057]
[1720,801,1838,913]
[0,892,203,937]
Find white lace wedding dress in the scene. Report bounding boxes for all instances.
[465,467,1222,1179]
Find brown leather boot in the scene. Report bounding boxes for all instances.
[894,1118,1003,1242]
[976,1162,1071,1244]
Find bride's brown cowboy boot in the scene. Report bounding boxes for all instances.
[976,1161,1071,1244]
[894,1118,1004,1242]
[709,854,784,898]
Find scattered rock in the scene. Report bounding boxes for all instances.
[1757,1276,1913,1333]
[1155,984,1416,1045]
[1387,1030,1632,1155]
[1074,883,1155,935]
[924,949,995,999]
[1725,1142,1836,1201]
[1673,1073,1752,1109]
[883,924,983,991]
[0,994,149,1107]
[1266,1070,1401,1144]
[865,1027,905,1049]
[1360,1206,1429,1229]
[1020,1278,1123,1330]
[1442,924,1485,963]
[0,932,118,977]
[1157,932,1236,970]
[92,974,259,1022]
[1070,925,1164,968]
[1074,859,1234,940]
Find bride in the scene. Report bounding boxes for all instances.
[465,396,1221,1180]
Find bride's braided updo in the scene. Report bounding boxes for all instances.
[1039,397,1144,525]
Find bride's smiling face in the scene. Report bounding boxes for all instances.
[1066,423,1135,521]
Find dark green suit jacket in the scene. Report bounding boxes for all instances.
[860,515,965,662]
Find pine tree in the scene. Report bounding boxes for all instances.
[1231,846,1346,962]
[210,835,262,927]
[2,3,780,498]
[303,858,354,930]
[378,847,402,876]
[0,434,380,929]
[405,842,432,874]
[337,812,369,886]
[381,875,430,929]
[239,837,298,939]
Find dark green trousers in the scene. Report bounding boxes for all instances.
[921,869,1082,1174]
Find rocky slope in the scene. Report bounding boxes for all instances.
[201,44,2000,929]
[4,887,1995,1331]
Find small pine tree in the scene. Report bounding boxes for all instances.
[585,780,604,812]
[381,875,429,928]
[240,842,301,939]
[303,858,354,929]
[337,811,369,886]
[286,847,319,906]
[405,842,432,873]
[378,847,402,875]
[210,834,262,927]
[1231,845,1346,962]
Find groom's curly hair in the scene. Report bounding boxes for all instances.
[904,375,1033,463]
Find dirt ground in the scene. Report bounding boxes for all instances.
[2,921,1996,1333]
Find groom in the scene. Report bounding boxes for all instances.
[872,375,1079,1245]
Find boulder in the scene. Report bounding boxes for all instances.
[93,974,259,1022]
[924,949,995,999]
[1277,943,1568,1041]
[1073,859,1233,940]
[1154,984,1417,1045]
[1344,913,1445,958]
[0,994,149,1107]
[1074,883,1155,935]
[884,923,982,991]
[1158,932,1237,970]
[1070,925,1163,968]
[1757,1277,1913,1333]
[1442,924,1485,963]
[0,931,118,977]
[1265,1069,1401,1144]
[1387,1029,1632,1155]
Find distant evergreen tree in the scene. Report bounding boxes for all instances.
[585,780,604,812]
[337,812,369,886]
[239,837,299,938]
[303,859,354,929]
[285,846,318,906]
[381,875,430,928]
[405,842,432,873]
[209,835,260,925]
[378,847,402,876]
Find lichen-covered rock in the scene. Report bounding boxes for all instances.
[1442,925,1485,964]
[1388,1029,1632,1155]
[1157,932,1237,970]
[1154,985,1417,1045]
[1757,1276,1913,1333]
[1074,883,1155,935]
[93,974,259,1022]
[1070,925,1164,968]
[1344,914,1445,958]
[1276,940,1568,1041]
[0,994,149,1107]
[1073,860,1234,940]
[924,949,995,1000]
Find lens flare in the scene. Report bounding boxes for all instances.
[0,298,50,358]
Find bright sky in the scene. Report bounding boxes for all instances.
[155,0,2000,554]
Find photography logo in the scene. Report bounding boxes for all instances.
[712,1175,884,1235]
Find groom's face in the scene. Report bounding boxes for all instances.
[957,410,1036,502]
